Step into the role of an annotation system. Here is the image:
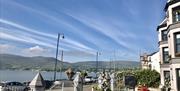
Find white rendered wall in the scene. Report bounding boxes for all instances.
[150,52,160,73]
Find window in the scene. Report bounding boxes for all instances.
[164,71,171,87]
[149,64,151,69]
[172,6,180,23]
[163,47,169,63]
[175,33,180,56]
[162,30,168,41]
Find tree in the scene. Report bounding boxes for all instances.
[80,70,88,78]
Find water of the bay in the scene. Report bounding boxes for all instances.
[0,70,96,82]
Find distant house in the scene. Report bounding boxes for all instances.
[140,53,151,70]
[157,0,180,90]
[140,52,160,73]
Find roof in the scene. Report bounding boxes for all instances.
[164,0,180,11]
[149,51,159,56]
[157,18,167,31]
[29,72,45,87]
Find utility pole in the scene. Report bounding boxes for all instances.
[96,52,99,77]
[113,50,116,72]
[109,58,112,72]
[96,52,101,77]
[54,33,64,81]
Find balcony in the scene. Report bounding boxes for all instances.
[164,0,180,11]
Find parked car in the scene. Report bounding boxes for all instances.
[84,76,96,83]
[1,81,28,91]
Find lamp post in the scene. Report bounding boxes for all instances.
[60,50,64,80]
[54,33,64,81]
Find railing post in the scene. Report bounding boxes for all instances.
[61,82,64,91]
[92,87,94,91]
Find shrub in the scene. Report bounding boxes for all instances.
[116,70,135,88]
[134,69,160,88]
[116,69,160,88]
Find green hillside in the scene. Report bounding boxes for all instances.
[0,54,140,71]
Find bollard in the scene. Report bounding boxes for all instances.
[92,87,94,91]
[61,82,64,91]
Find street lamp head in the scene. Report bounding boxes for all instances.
[58,33,65,39]
[61,35,65,39]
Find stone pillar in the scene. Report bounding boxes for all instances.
[61,82,64,91]
[29,72,45,91]
[73,73,83,91]
[98,73,103,89]
[110,73,115,91]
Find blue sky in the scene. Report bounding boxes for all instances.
[0,0,167,62]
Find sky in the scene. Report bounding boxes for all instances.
[0,0,167,62]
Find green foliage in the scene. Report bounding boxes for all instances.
[135,69,160,88]
[80,70,88,78]
[116,70,135,88]
[92,84,111,91]
[92,84,103,91]
[116,69,160,88]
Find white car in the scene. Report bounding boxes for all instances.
[84,76,96,83]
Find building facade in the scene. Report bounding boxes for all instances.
[157,0,180,90]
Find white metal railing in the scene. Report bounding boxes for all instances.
[0,86,26,91]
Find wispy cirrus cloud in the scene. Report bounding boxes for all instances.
[1,0,139,60]
[0,0,166,61]
[64,12,137,52]
[2,1,109,51]
[0,19,95,52]
[0,32,57,48]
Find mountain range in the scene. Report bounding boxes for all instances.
[0,54,140,71]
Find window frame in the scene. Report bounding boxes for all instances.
[174,32,180,57]
[172,6,180,23]
[161,30,168,41]
[162,47,169,63]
